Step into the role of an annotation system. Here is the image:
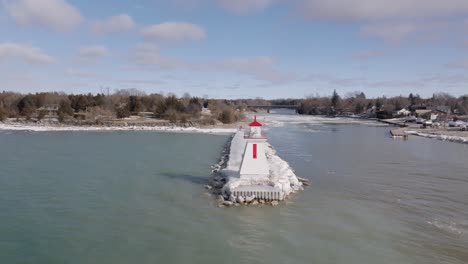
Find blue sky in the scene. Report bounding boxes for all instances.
[1,0,468,99]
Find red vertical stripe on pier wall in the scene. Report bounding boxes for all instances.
[253,144,257,159]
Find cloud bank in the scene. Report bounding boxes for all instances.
[3,0,83,31]
[92,14,136,35]
[140,22,206,42]
[78,45,109,59]
[0,43,55,64]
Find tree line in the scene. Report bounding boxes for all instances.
[296,90,468,118]
[0,90,244,124]
[2,89,467,123]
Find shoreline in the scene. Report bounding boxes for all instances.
[0,122,237,135]
[406,130,468,144]
[3,116,468,145]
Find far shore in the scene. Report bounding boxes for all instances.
[0,119,240,135]
[2,115,468,145]
[380,117,468,144]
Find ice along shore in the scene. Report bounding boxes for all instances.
[0,122,237,135]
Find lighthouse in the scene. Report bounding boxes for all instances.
[239,116,269,180]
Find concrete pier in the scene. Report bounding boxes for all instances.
[390,128,408,138]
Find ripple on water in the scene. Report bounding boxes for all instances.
[427,219,466,236]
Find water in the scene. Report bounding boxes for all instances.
[1,115,468,264]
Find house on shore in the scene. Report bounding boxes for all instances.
[395,108,411,117]
[415,109,438,121]
[37,104,59,117]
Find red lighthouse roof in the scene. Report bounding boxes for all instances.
[249,116,262,127]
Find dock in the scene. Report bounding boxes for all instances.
[378,119,408,127]
[390,128,408,138]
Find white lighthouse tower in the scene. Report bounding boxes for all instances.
[239,116,269,180]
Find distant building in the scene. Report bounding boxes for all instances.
[37,104,59,116]
[396,108,411,116]
[415,109,432,117]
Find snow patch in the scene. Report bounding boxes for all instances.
[255,114,387,128]
[407,131,468,144]
[0,123,236,135]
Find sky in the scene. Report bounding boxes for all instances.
[1,0,468,99]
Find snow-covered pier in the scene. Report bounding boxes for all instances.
[213,116,304,207]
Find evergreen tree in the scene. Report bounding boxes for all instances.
[331,90,341,110]
[409,93,416,106]
[128,96,143,113]
[17,95,36,118]
[58,100,74,116]
[354,102,364,114]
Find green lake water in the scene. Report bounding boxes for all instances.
[1,116,468,264]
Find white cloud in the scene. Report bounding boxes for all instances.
[211,57,295,83]
[92,14,136,34]
[302,73,468,96]
[0,43,55,64]
[129,43,184,69]
[129,44,294,83]
[140,22,206,42]
[216,0,273,14]
[360,21,450,43]
[360,23,417,43]
[65,69,101,79]
[297,0,468,44]
[3,0,83,31]
[153,0,273,13]
[78,45,109,59]
[298,0,468,21]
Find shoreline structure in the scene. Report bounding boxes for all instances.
[210,130,305,207]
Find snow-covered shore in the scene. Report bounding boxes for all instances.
[259,113,388,128]
[0,122,237,134]
[220,131,303,201]
[406,130,468,144]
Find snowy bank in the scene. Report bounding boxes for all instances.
[220,131,303,201]
[257,114,388,128]
[0,123,236,135]
[407,131,468,144]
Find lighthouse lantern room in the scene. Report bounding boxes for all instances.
[239,116,269,180]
